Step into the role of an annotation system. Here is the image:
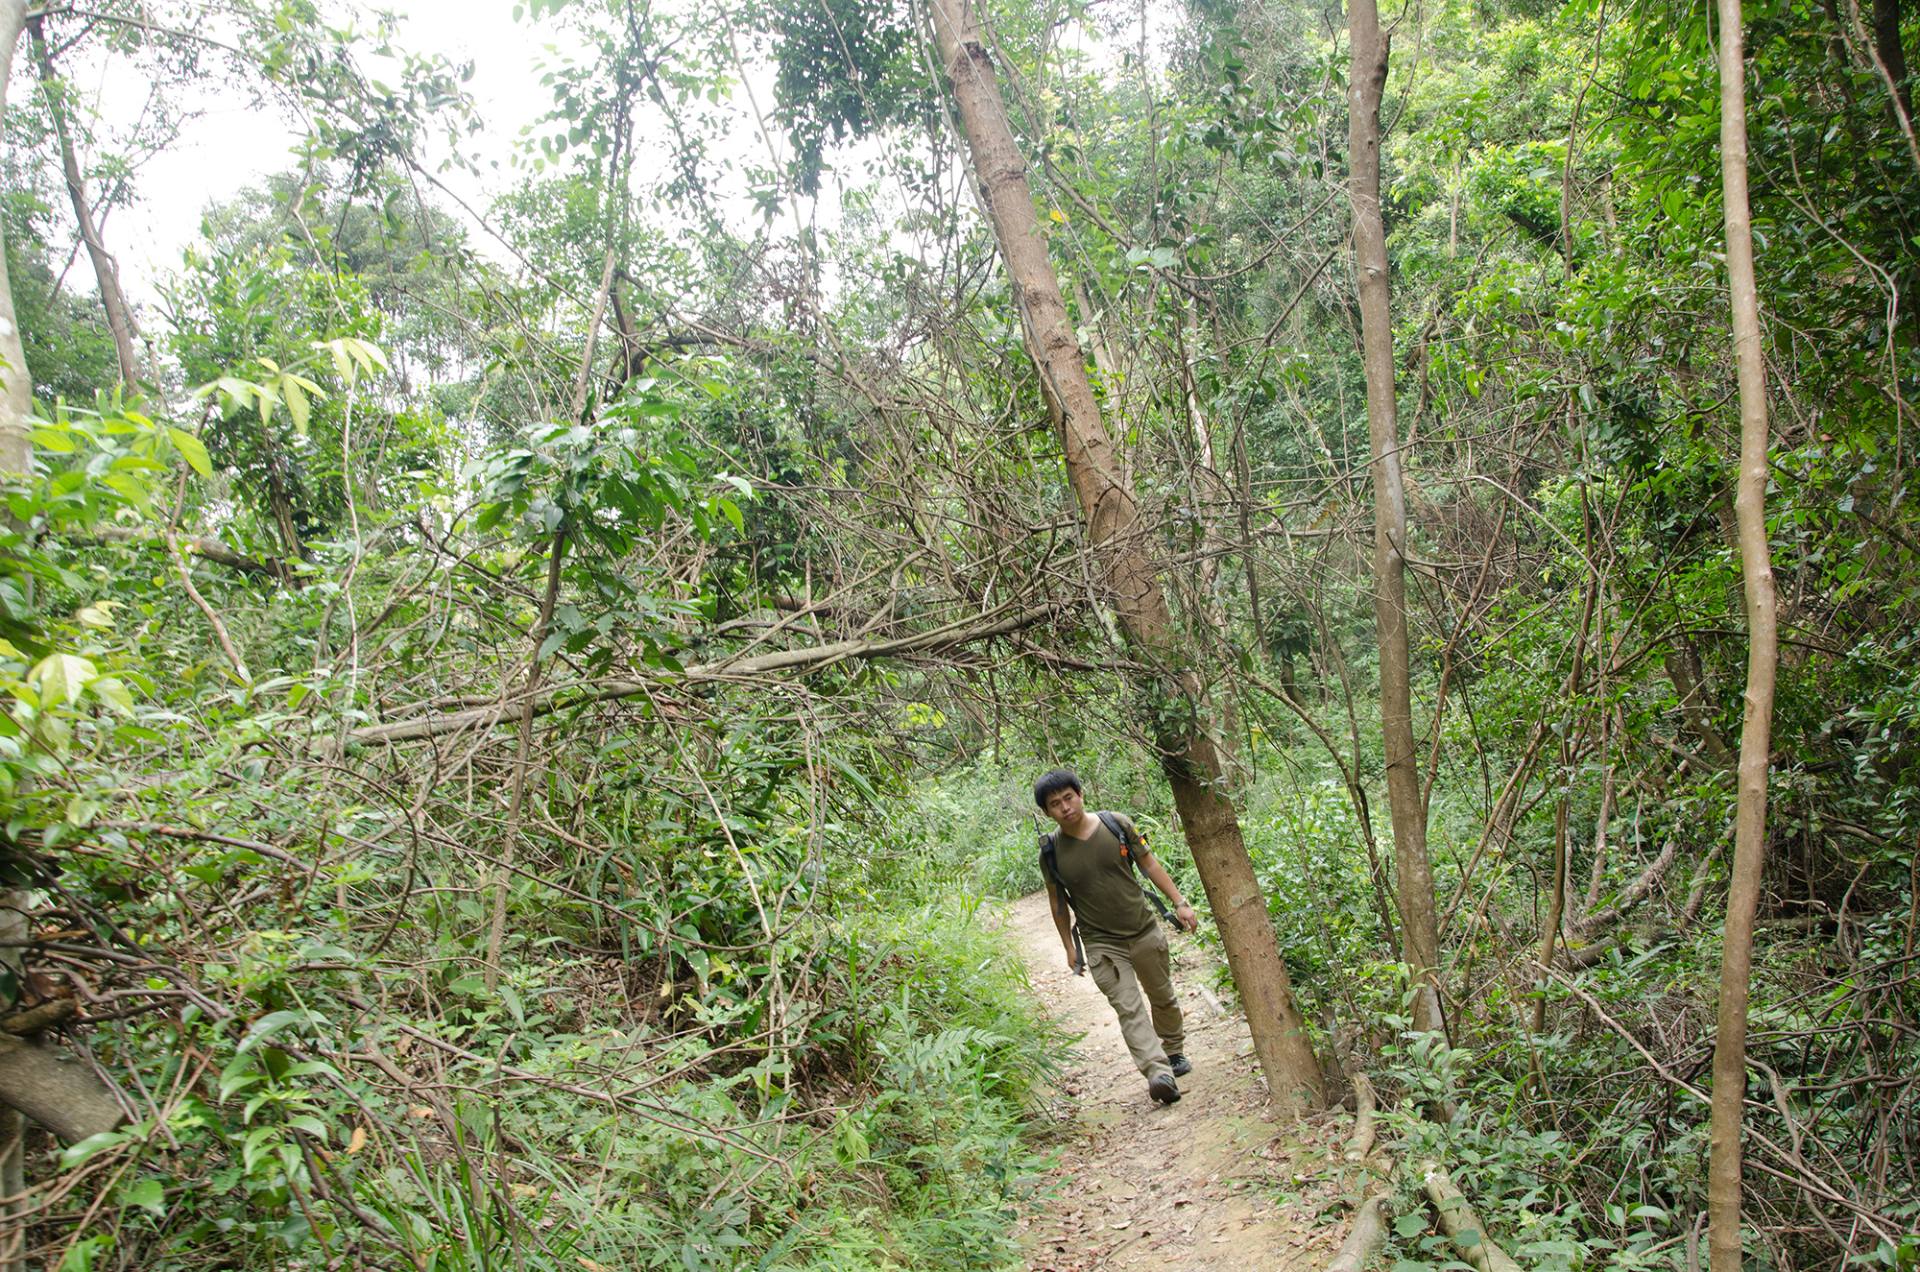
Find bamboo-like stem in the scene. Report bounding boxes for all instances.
[1707,1,1782,1266]
[169,536,252,683]
[28,16,139,386]
[1348,0,1444,1038]
[484,526,568,993]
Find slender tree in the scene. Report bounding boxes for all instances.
[1347,0,1444,1036]
[27,16,140,387]
[0,2,33,1260]
[1708,0,1782,1264]
[929,0,1325,1110]
[0,0,27,473]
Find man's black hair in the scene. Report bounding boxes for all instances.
[1033,768,1083,809]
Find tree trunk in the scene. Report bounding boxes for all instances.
[27,17,139,387]
[1871,0,1912,122]
[928,0,1325,1112]
[1,5,35,1260]
[262,435,305,564]
[1708,2,1782,1266]
[1348,0,1444,1037]
[484,527,567,992]
[1663,641,1736,769]
[0,1037,122,1143]
[0,0,28,475]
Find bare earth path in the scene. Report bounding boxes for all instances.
[1001,891,1348,1272]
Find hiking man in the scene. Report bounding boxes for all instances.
[1034,767,1199,1105]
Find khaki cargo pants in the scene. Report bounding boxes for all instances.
[1082,924,1185,1083]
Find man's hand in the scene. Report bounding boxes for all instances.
[1065,948,1080,973]
[1173,902,1198,934]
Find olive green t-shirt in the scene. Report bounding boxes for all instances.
[1045,811,1156,943]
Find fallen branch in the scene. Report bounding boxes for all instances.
[1558,933,1623,969]
[1,999,76,1035]
[326,602,1066,753]
[1328,1072,1392,1272]
[1324,1193,1391,1272]
[1345,1070,1377,1162]
[1422,1160,1522,1272]
[1570,839,1678,939]
[0,1035,125,1144]
[84,525,288,579]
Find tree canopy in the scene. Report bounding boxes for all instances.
[0,0,1914,1266]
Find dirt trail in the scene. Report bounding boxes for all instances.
[1002,890,1348,1271]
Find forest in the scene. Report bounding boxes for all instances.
[0,0,1914,1265]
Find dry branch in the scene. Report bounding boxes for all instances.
[1345,1070,1377,1162]
[1570,839,1678,938]
[0,1035,124,1144]
[1422,1160,1522,1272]
[86,526,288,579]
[1324,1193,1391,1272]
[326,602,1067,752]
[1,999,76,1035]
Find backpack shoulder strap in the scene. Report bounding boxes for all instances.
[1098,811,1171,921]
[1038,830,1066,892]
[1039,829,1086,974]
[1097,811,1136,860]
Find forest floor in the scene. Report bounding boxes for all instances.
[1001,891,1353,1271]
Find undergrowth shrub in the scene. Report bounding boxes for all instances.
[917,757,1189,901]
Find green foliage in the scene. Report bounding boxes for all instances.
[10,0,1920,1262]
[1,194,119,403]
[754,0,935,196]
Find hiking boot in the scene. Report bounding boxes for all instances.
[1148,1073,1181,1105]
[1168,1053,1192,1078]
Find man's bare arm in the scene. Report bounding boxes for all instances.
[1046,880,1078,969]
[1138,851,1199,933]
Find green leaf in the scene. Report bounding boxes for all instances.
[57,1235,113,1271]
[239,1009,321,1053]
[219,1055,265,1100]
[282,379,312,437]
[89,677,134,714]
[1395,1213,1429,1238]
[60,1129,129,1168]
[30,653,97,707]
[286,1114,331,1141]
[102,473,151,505]
[119,1177,167,1218]
[167,428,213,478]
[499,982,526,1025]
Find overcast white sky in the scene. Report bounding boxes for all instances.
[108,0,554,298]
[39,0,1173,309]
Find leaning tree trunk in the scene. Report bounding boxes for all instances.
[929,0,1324,1112]
[28,16,139,387]
[0,14,130,1262]
[1347,0,1444,1036]
[1870,0,1912,125]
[0,0,27,476]
[1708,1,1782,1267]
[0,2,35,1261]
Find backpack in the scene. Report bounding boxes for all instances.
[1038,811,1172,975]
